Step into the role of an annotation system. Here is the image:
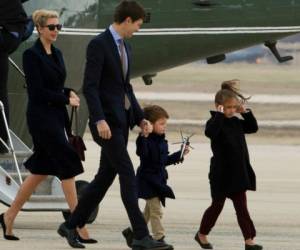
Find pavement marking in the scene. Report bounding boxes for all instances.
[169,119,300,128]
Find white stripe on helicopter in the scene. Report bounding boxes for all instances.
[61,26,300,36]
[33,26,300,36]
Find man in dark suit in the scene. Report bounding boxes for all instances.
[58,1,172,249]
[0,0,29,153]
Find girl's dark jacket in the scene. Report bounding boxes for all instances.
[136,133,183,206]
[205,110,258,199]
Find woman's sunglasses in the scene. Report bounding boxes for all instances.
[45,24,63,31]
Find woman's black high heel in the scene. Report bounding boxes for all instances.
[78,235,98,244]
[0,213,19,240]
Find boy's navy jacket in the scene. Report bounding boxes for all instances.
[136,133,183,206]
[205,110,258,199]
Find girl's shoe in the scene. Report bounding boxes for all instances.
[0,213,19,240]
[194,232,213,249]
[245,244,263,250]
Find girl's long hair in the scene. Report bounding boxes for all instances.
[215,79,250,105]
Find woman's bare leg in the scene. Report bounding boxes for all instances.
[61,178,90,239]
[4,174,47,235]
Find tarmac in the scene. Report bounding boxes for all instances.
[1,136,300,250]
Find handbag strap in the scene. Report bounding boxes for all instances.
[70,107,79,136]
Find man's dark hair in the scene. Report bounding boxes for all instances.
[114,0,146,23]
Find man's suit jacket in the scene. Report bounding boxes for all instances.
[83,28,144,132]
[0,0,29,34]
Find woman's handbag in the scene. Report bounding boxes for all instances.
[68,107,86,161]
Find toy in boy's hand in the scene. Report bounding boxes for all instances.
[173,130,195,160]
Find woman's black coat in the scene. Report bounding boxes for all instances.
[205,110,258,199]
[136,133,183,206]
[22,39,83,180]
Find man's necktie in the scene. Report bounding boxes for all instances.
[119,39,131,110]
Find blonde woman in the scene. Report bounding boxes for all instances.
[0,9,95,245]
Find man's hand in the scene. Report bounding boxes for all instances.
[97,120,112,140]
[140,119,153,137]
[139,119,148,129]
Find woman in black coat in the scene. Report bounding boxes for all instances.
[0,10,94,243]
[195,81,262,250]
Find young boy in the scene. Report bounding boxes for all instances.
[123,105,190,248]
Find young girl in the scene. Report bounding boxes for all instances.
[122,105,190,248]
[194,80,262,250]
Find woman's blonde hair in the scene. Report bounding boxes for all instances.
[215,79,250,105]
[32,9,59,28]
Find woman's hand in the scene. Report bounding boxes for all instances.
[70,90,80,100]
[69,91,80,107]
[69,96,80,107]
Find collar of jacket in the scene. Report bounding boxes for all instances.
[32,38,65,76]
[210,110,236,120]
[148,133,166,141]
[210,110,220,116]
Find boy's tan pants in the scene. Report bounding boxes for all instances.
[143,197,165,240]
